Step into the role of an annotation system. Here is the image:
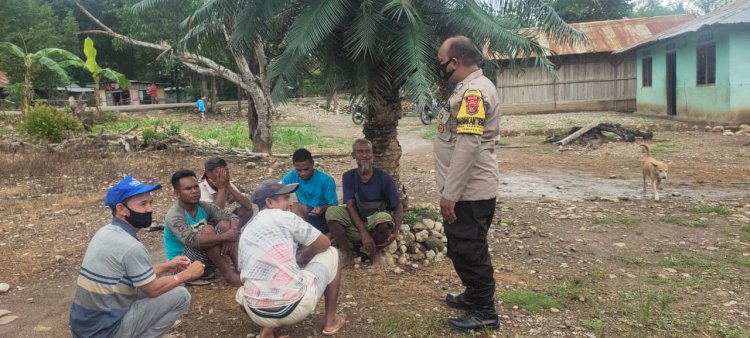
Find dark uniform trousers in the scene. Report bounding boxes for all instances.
[445,198,497,310]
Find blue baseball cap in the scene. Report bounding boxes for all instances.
[104,176,162,209]
[251,179,298,207]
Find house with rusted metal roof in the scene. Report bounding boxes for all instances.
[497,15,693,114]
[618,0,750,123]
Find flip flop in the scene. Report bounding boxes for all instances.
[322,315,346,336]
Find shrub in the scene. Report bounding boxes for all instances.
[21,105,82,142]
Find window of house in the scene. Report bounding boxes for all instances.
[696,43,716,85]
[642,57,652,87]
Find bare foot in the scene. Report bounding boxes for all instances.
[339,252,355,268]
[322,314,346,336]
[371,252,386,268]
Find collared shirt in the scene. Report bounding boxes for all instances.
[434,69,501,202]
[70,218,155,338]
[238,209,321,308]
[199,180,240,206]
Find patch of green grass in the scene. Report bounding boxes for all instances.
[594,213,637,226]
[422,127,436,140]
[651,142,678,154]
[563,118,580,126]
[686,203,731,215]
[581,319,606,337]
[528,121,547,129]
[618,286,676,331]
[499,290,564,313]
[191,122,250,148]
[735,152,750,159]
[741,224,750,241]
[368,312,450,338]
[404,207,441,225]
[272,124,350,153]
[497,139,509,146]
[660,215,708,228]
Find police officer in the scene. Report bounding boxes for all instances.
[434,35,501,331]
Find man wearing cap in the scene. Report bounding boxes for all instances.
[70,176,205,338]
[282,148,338,233]
[236,180,346,338]
[199,156,257,226]
[164,169,242,287]
[325,138,404,267]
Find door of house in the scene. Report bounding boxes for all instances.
[666,52,677,116]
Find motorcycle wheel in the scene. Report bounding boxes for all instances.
[420,107,433,125]
[352,111,365,125]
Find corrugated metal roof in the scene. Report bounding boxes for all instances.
[617,0,750,53]
[534,15,694,56]
[0,71,8,88]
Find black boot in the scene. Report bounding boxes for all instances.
[448,308,500,331]
[445,293,474,310]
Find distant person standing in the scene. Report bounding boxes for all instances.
[196,96,207,123]
[149,83,158,104]
[434,35,502,331]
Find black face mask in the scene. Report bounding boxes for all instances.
[437,59,455,81]
[124,205,153,228]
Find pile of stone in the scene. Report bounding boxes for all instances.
[381,218,448,268]
[705,124,750,136]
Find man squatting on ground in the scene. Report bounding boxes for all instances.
[70,176,205,338]
[325,139,404,266]
[434,36,503,331]
[236,180,346,338]
[200,156,258,226]
[164,169,243,287]
[282,148,338,234]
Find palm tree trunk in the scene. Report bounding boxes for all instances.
[363,91,403,188]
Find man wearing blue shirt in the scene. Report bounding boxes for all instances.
[196,96,207,123]
[282,148,338,233]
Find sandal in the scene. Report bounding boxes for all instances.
[322,315,346,336]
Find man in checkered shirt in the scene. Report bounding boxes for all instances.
[236,180,346,338]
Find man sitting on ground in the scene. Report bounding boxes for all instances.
[70,176,205,338]
[200,157,257,226]
[325,139,404,267]
[164,169,242,286]
[282,148,338,233]
[236,180,346,338]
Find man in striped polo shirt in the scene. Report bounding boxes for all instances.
[70,176,205,338]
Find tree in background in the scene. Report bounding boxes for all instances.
[78,37,130,117]
[544,0,633,23]
[0,0,80,104]
[272,0,584,186]
[0,42,82,114]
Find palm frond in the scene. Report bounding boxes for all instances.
[344,3,384,59]
[284,0,351,57]
[131,0,181,14]
[30,56,72,82]
[99,69,131,89]
[388,21,435,105]
[381,0,421,25]
[0,42,26,58]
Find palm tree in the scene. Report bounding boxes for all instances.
[0,41,82,115]
[270,0,584,186]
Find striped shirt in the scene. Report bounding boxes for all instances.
[69,218,155,338]
[239,208,321,308]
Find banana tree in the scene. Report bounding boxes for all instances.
[0,41,82,115]
[81,37,130,117]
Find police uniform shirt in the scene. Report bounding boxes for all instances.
[434,69,501,202]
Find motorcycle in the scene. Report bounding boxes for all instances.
[351,103,367,125]
[418,98,440,125]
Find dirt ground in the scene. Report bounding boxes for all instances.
[0,104,749,338]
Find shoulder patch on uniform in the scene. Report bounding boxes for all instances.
[456,90,485,135]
